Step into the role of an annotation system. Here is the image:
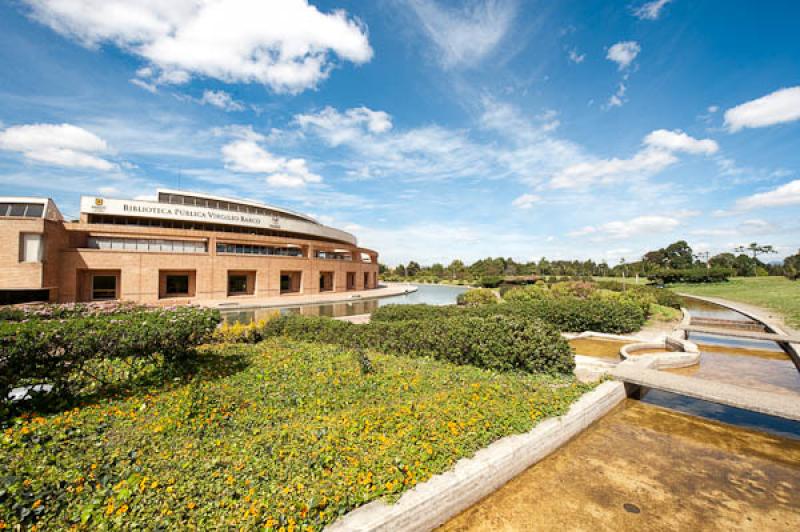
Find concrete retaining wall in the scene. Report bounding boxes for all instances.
[326,381,626,532]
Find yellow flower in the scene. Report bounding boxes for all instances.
[187,502,197,510]
[116,504,129,515]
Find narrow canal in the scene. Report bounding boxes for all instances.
[442,296,800,530]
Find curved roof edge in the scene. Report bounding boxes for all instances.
[157,188,319,225]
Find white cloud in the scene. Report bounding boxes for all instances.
[24,0,372,94]
[607,83,627,108]
[199,90,244,111]
[734,179,800,210]
[606,41,640,70]
[643,129,719,154]
[511,193,541,209]
[0,123,116,170]
[632,0,672,20]
[569,215,680,240]
[549,129,717,189]
[222,138,321,188]
[568,49,585,64]
[724,86,800,132]
[294,106,392,145]
[707,105,719,113]
[407,0,516,69]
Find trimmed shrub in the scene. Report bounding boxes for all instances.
[648,267,733,284]
[594,280,682,309]
[373,298,646,334]
[0,307,220,408]
[503,284,551,303]
[263,314,574,375]
[213,313,281,344]
[550,281,596,299]
[456,288,498,306]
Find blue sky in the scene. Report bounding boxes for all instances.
[1,0,799,266]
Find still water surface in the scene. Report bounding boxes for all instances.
[221,283,467,324]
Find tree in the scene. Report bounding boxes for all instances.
[447,259,466,280]
[406,261,421,277]
[784,250,800,280]
[395,264,406,277]
[735,242,777,260]
[664,240,694,269]
[709,252,736,269]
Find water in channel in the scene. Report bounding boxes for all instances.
[443,296,800,530]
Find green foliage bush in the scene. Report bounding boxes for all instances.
[263,313,574,375]
[456,288,497,306]
[648,267,733,284]
[594,280,683,309]
[0,307,220,409]
[784,251,800,281]
[374,298,646,334]
[477,275,504,288]
[503,284,552,303]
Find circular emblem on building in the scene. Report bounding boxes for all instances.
[95,198,104,206]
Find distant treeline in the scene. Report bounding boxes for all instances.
[381,241,800,283]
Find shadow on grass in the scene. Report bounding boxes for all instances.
[3,348,251,419]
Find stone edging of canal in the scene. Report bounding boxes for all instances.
[325,381,626,532]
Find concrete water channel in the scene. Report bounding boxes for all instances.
[441,296,800,530]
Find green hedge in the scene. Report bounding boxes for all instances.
[263,314,574,375]
[1,307,220,408]
[373,297,646,334]
[594,280,683,309]
[648,267,733,284]
[456,288,497,306]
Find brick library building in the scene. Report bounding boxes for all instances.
[0,189,379,305]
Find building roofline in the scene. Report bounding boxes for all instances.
[156,188,319,224]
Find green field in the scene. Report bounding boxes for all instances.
[2,339,591,530]
[669,276,800,329]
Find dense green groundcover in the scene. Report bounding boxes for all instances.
[0,339,594,530]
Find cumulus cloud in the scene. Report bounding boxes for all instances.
[734,179,800,210]
[0,123,116,170]
[568,49,585,64]
[24,0,372,94]
[511,193,541,209]
[724,86,800,132]
[569,215,680,240]
[632,0,672,20]
[294,106,393,145]
[222,136,321,188]
[607,83,627,108]
[606,41,640,70]
[643,129,719,154]
[549,129,717,189]
[199,90,244,112]
[407,0,516,69]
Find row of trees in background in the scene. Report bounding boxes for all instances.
[380,241,800,283]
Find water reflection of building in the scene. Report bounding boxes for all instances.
[0,189,379,304]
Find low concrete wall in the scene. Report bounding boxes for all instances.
[326,381,626,532]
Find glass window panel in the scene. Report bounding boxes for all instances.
[9,204,26,216]
[25,204,44,217]
[165,275,189,295]
[0,203,10,216]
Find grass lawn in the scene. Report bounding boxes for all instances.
[1,339,592,530]
[668,276,800,329]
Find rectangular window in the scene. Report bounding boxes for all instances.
[228,275,248,295]
[165,275,190,295]
[9,204,27,217]
[92,275,117,300]
[20,233,43,263]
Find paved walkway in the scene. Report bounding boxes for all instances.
[194,282,417,309]
[679,324,800,343]
[611,364,800,421]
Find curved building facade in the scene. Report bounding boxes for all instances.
[0,189,379,304]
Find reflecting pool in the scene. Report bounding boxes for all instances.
[221,283,468,324]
